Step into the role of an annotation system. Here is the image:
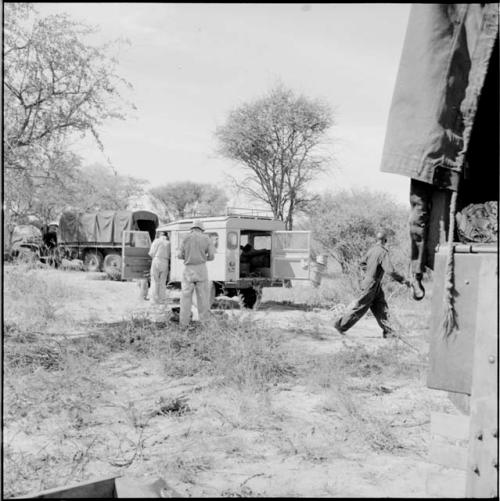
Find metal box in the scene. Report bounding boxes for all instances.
[427,243,498,394]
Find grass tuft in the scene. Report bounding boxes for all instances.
[4,264,78,333]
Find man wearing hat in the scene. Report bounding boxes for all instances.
[334,231,411,338]
[177,221,215,328]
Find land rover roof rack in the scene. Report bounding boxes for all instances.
[181,207,275,220]
[224,207,274,219]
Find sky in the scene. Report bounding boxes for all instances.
[34,2,411,206]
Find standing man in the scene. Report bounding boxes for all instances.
[178,221,215,328]
[334,231,411,338]
[149,231,170,304]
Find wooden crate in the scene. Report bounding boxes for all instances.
[426,412,469,498]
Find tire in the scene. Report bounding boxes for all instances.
[208,282,224,307]
[103,253,122,278]
[209,281,216,308]
[84,250,104,272]
[16,247,39,264]
[241,288,257,309]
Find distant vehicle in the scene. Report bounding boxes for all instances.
[4,221,61,266]
[57,210,159,275]
[5,224,45,263]
[121,208,312,308]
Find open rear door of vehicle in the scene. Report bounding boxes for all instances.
[271,231,311,280]
[122,230,152,280]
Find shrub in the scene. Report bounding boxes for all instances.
[305,189,410,294]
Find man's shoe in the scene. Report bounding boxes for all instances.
[334,318,345,335]
[382,330,396,339]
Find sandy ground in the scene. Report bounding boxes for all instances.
[4,269,459,497]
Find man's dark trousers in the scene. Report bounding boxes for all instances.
[337,282,394,336]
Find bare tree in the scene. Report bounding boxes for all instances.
[216,85,334,229]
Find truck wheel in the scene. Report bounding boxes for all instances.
[84,250,103,272]
[16,247,38,264]
[103,253,122,278]
[241,288,257,309]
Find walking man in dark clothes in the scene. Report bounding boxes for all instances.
[334,231,411,338]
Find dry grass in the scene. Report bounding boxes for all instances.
[298,339,428,455]
[263,277,355,309]
[3,264,435,497]
[4,264,79,333]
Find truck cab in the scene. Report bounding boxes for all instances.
[121,208,312,307]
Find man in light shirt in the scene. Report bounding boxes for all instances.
[148,231,170,304]
[178,221,215,328]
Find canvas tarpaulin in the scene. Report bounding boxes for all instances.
[79,213,98,242]
[58,211,84,244]
[380,3,499,275]
[113,211,135,245]
[58,210,159,245]
[96,211,115,243]
[381,3,499,189]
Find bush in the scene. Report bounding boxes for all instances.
[305,189,410,293]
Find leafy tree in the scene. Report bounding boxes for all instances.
[306,189,410,290]
[4,4,133,154]
[3,3,134,227]
[3,141,82,246]
[149,182,228,222]
[216,85,334,229]
[74,164,149,212]
[4,157,148,251]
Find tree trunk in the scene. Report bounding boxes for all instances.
[285,209,293,230]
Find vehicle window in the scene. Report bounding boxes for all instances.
[129,232,151,248]
[254,235,271,250]
[274,232,309,251]
[227,231,238,250]
[207,232,219,249]
[240,235,249,247]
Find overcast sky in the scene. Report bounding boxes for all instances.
[35,2,411,205]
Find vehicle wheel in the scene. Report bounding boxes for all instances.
[241,288,257,309]
[84,250,104,272]
[16,247,38,264]
[209,281,216,308]
[103,253,122,278]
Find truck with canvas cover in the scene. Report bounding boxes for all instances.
[380,4,498,497]
[121,208,315,308]
[58,210,159,275]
